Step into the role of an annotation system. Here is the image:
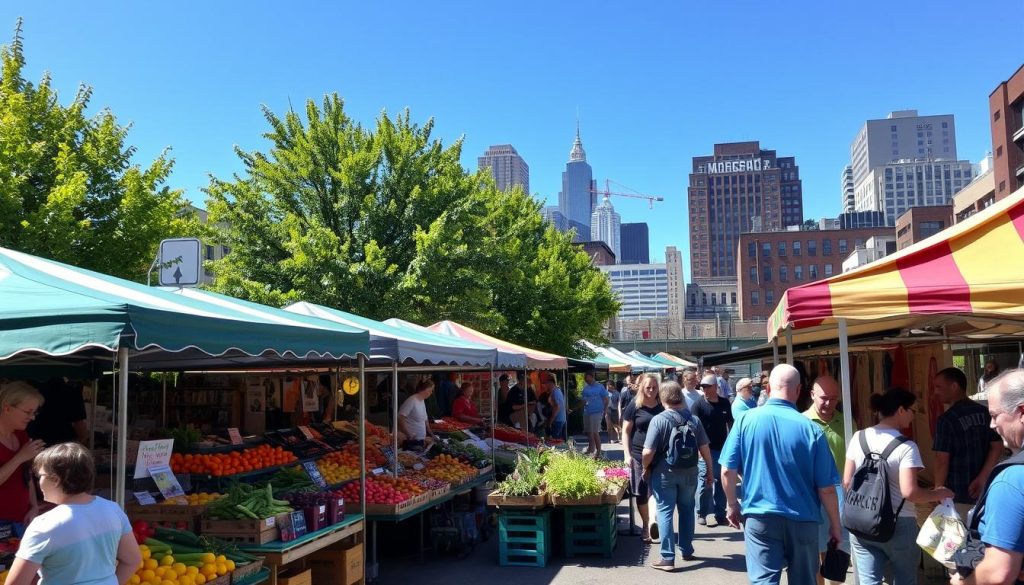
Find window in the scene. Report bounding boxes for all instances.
[751,291,759,306]
[824,264,834,277]
[994,110,1001,122]
[808,240,817,256]
[778,241,787,257]
[919,220,945,239]
[702,293,707,305]
[779,266,788,282]
[763,266,772,282]
[720,293,727,305]
[822,239,832,255]
[689,294,696,306]
[794,265,803,281]
[749,266,758,283]
[748,242,757,257]
[839,239,848,254]
[793,241,801,256]
[762,242,771,257]
[205,245,215,260]
[731,292,737,305]
[711,294,716,305]
[809,265,818,279]
[766,290,774,306]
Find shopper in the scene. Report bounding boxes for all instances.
[0,381,45,526]
[843,388,952,585]
[978,359,1000,394]
[6,443,142,585]
[642,380,713,571]
[451,383,484,426]
[496,374,513,425]
[731,377,757,420]
[541,373,567,441]
[681,370,702,410]
[503,377,536,431]
[622,374,664,543]
[605,380,621,443]
[581,372,608,458]
[932,366,1003,520]
[618,374,637,422]
[28,378,88,445]
[398,380,436,448]
[721,364,841,585]
[693,374,733,527]
[954,369,1024,585]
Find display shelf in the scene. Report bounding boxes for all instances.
[366,473,493,523]
[240,514,364,563]
[233,567,270,585]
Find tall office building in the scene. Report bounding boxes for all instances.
[558,125,597,238]
[841,165,855,214]
[850,110,974,225]
[688,141,803,283]
[590,196,621,261]
[619,223,650,264]
[541,206,569,233]
[478,144,529,194]
[665,246,686,331]
[599,263,669,320]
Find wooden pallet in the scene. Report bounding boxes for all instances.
[562,505,616,558]
[499,509,552,567]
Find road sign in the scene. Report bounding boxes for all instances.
[158,238,201,287]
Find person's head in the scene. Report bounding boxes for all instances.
[498,374,509,389]
[682,371,697,390]
[625,374,634,385]
[735,377,753,398]
[699,374,719,399]
[635,373,660,406]
[934,367,968,404]
[605,380,616,391]
[986,370,1024,451]
[318,374,332,389]
[768,364,802,403]
[459,382,473,399]
[415,379,435,398]
[584,371,595,384]
[810,376,841,420]
[33,442,95,502]
[985,360,1000,375]
[540,372,557,391]
[659,380,685,409]
[0,381,44,431]
[722,370,730,380]
[869,387,916,427]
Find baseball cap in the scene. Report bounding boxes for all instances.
[700,374,718,387]
[498,374,509,382]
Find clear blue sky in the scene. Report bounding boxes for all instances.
[3,1,1017,279]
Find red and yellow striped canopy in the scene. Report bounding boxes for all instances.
[768,188,1024,342]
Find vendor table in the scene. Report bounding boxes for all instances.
[242,514,364,585]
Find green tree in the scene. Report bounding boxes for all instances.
[0,20,194,280]
[206,94,618,356]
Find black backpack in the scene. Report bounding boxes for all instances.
[663,409,699,469]
[842,432,908,542]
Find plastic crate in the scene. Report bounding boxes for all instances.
[562,505,616,558]
[498,509,551,567]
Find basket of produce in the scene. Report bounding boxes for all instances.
[424,454,479,487]
[488,449,549,508]
[202,484,293,544]
[343,475,427,516]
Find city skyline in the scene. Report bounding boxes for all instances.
[4,2,1015,277]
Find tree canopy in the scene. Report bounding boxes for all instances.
[0,20,194,280]
[206,94,618,356]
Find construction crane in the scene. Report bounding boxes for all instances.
[590,179,664,209]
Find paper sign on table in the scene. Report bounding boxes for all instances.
[148,464,185,499]
[227,428,243,445]
[133,439,174,479]
[303,461,328,488]
[133,491,157,506]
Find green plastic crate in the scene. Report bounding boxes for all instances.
[562,505,616,558]
[498,509,552,567]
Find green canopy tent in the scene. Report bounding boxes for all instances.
[0,246,370,506]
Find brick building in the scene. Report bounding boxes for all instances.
[736,226,892,320]
[895,205,953,250]
[990,64,1024,201]
[577,241,616,266]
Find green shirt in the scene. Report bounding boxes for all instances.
[802,407,854,478]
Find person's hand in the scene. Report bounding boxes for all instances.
[949,572,963,585]
[726,504,743,529]
[642,468,651,483]
[829,523,841,546]
[933,486,955,502]
[622,453,631,466]
[968,476,984,499]
[703,472,713,485]
[17,440,44,464]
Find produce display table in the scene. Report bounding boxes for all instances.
[241,514,364,585]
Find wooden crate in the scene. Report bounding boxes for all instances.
[601,482,627,505]
[127,503,206,531]
[229,559,264,583]
[276,568,311,585]
[308,542,363,585]
[364,496,419,517]
[487,491,548,509]
[499,509,552,567]
[549,493,604,507]
[201,513,288,544]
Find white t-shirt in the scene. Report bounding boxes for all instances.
[17,496,131,585]
[845,426,923,518]
[398,395,428,440]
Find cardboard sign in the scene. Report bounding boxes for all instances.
[371,467,385,476]
[134,491,157,506]
[148,464,185,499]
[133,439,174,479]
[228,428,243,445]
[303,460,328,488]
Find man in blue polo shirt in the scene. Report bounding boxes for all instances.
[721,364,841,585]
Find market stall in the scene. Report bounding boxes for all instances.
[651,351,697,369]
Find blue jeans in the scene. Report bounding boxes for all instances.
[850,516,919,585]
[650,465,699,560]
[697,449,726,519]
[744,514,820,585]
[548,420,565,440]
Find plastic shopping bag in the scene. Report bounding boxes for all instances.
[917,499,967,567]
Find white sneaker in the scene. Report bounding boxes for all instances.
[705,515,719,527]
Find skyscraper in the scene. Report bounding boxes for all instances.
[478,144,529,194]
[541,206,569,232]
[590,195,621,261]
[558,125,596,239]
[688,141,803,283]
[619,223,650,264]
[841,165,855,214]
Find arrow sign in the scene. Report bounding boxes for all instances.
[173,266,183,284]
[158,239,201,287]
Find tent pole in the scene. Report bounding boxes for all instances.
[786,325,794,365]
[391,362,399,478]
[358,355,367,523]
[489,367,495,467]
[522,369,528,436]
[838,319,854,450]
[161,373,167,428]
[89,379,98,450]
[772,338,780,366]
[115,346,129,509]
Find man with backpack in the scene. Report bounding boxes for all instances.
[721,364,841,585]
[951,369,1024,585]
[642,380,713,571]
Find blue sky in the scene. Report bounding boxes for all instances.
[3,1,1017,279]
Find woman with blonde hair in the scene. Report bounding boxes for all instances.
[0,382,46,526]
[622,374,664,543]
